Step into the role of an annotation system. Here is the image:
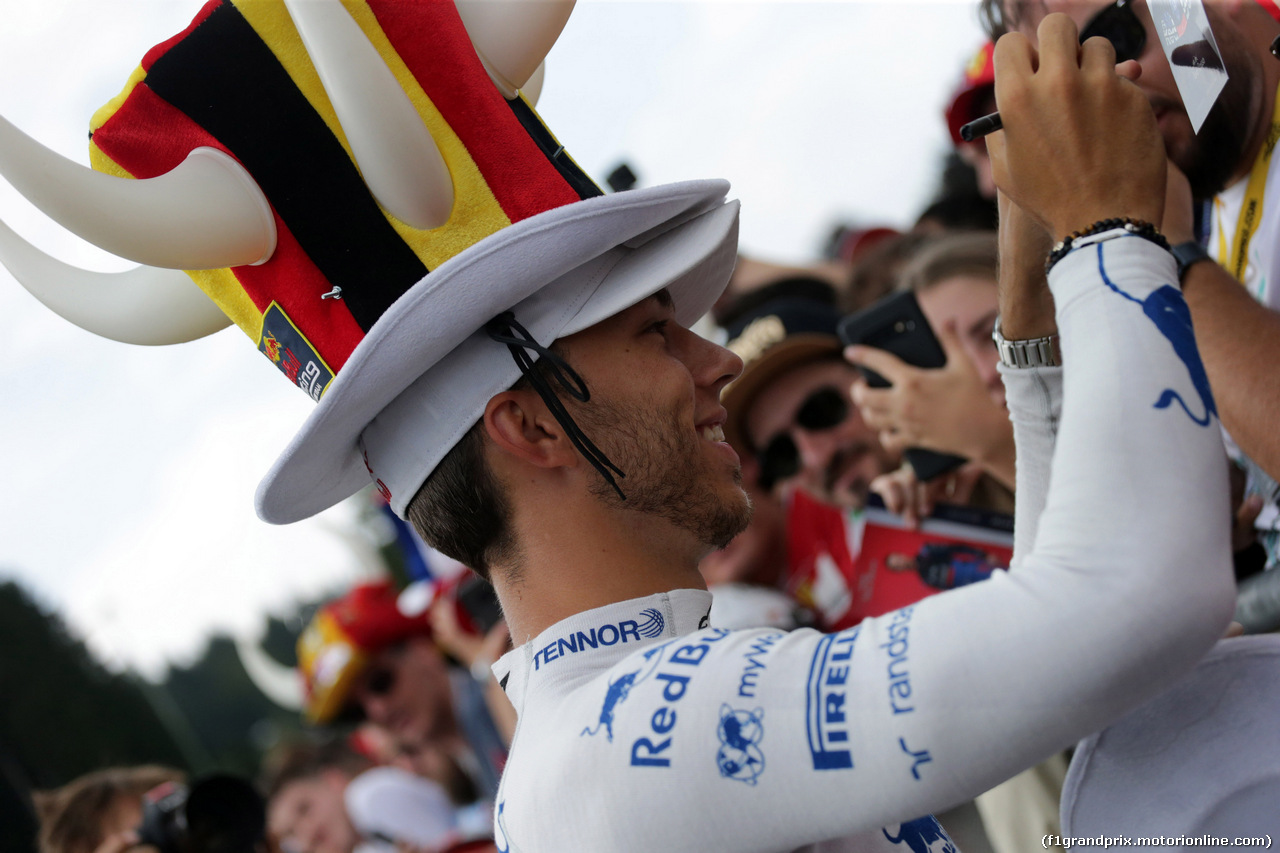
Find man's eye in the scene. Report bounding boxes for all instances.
[648,320,670,335]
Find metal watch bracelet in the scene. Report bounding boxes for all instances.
[993,316,1062,368]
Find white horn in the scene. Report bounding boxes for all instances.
[522,61,546,107]
[456,0,575,98]
[0,218,231,345]
[235,635,305,711]
[0,117,276,270]
[284,0,453,230]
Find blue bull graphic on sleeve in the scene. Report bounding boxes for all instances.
[1095,243,1217,426]
[882,816,958,853]
[580,641,670,742]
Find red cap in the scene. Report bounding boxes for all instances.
[297,580,432,723]
[324,580,432,651]
[945,42,996,146]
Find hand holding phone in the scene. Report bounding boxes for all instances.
[837,291,967,482]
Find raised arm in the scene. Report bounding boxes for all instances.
[505,16,1236,851]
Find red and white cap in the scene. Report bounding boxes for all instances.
[944,41,996,146]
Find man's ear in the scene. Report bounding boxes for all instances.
[483,389,580,469]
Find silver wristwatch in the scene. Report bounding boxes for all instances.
[993,316,1062,368]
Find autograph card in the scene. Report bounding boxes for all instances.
[1148,0,1228,133]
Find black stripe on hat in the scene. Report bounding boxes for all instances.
[144,1,428,332]
[505,96,603,202]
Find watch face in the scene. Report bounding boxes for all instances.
[1172,241,1212,282]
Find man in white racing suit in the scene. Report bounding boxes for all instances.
[473,16,1234,852]
[6,4,1229,850]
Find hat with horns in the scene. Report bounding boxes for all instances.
[0,0,740,522]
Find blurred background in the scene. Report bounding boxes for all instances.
[0,1,986,848]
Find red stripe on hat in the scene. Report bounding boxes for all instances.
[367,0,584,223]
[141,0,221,72]
[1258,0,1280,23]
[92,81,365,370]
[235,218,366,372]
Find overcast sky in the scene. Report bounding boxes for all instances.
[0,0,986,677]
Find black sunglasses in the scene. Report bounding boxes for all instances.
[1080,0,1146,64]
[756,386,849,490]
[362,665,397,696]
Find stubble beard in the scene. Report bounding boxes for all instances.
[1173,30,1261,199]
[571,395,753,550]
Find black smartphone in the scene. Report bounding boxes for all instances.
[837,291,967,482]
[455,574,504,635]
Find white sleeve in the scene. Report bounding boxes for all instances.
[514,236,1237,851]
[1000,361,1061,564]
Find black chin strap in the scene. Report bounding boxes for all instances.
[484,312,627,500]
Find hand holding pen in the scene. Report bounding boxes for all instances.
[982,13,1165,241]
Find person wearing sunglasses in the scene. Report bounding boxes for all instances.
[723,297,896,513]
[984,0,1280,629]
[297,582,509,807]
[983,0,1264,200]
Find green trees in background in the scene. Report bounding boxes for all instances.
[0,580,188,852]
[0,580,329,853]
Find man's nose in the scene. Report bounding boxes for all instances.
[680,325,743,392]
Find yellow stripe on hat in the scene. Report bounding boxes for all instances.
[237,0,514,271]
[338,0,514,266]
[88,64,265,340]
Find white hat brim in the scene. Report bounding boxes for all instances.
[256,179,738,523]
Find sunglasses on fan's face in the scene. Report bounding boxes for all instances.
[1079,0,1147,63]
[756,386,849,491]
[362,666,397,696]
[355,644,407,701]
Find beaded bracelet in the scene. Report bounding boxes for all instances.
[1044,217,1170,275]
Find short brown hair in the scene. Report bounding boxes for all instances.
[405,345,567,582]
[260,738,371,802]
[897,231,998,295]
[35,765,184,853]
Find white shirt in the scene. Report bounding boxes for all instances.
[490,236,1234,852]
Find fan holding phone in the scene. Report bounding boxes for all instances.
[841,233,1016,521]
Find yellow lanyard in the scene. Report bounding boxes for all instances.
[1217,84,1280,283]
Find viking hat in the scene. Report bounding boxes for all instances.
[0,0,739,522]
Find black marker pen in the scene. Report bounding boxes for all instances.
[959,111,1002,142]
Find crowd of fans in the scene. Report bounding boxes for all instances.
[27,0,1280,850]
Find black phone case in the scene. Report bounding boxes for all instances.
[456,574,504,635]
[836,291,967,482]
